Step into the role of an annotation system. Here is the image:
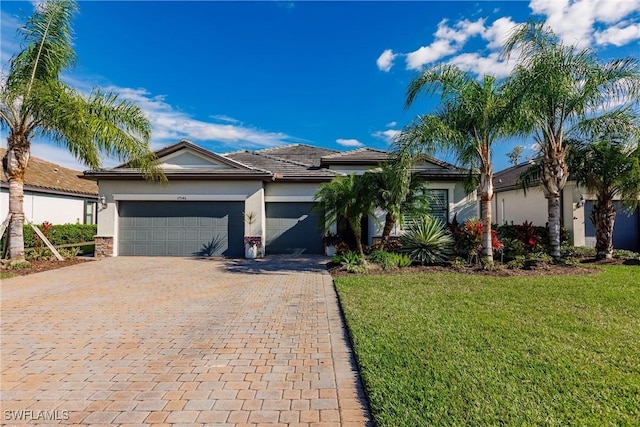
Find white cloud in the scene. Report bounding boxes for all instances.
[336,138,364,147]
[405,18,485,70]
[376,49,397,72]
[595,23,640,46]
[448,52,516,79]
[386,121,397,128]
[530,0,640,48]
[381,0,639,79]
[483,17,519,50]
[210,114,242,124]
[103,85,301,149]
[372,129,401,144]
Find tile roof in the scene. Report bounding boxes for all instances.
[255,144,339,167]
[494,161,540,191]
[1,148,98,196]
[224,151,339,181]
[321,148,390,165]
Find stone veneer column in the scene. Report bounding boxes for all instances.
[94,236,114,257]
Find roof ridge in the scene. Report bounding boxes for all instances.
[256,143,340,154]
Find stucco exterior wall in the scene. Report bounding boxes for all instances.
[493,187,548,227]
[97,179,265,256]
[264,182,320,200]
[1,188,90,225]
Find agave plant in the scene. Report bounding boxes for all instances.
[401,216,454,265]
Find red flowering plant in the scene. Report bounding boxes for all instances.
[243,236,262,248]
[452,218,503,262]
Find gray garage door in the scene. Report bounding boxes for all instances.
[265,202,324,255]
[119,201,244,257]
[585,201,639,252]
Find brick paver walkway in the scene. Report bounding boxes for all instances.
[1,256,371,426]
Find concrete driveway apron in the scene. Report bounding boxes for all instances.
[1,256,371,426]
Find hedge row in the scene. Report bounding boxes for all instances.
[2,223,97,248]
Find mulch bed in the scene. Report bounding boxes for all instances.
[329,257,638,278]
[2,258,91,276]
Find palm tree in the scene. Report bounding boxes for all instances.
[313,174,374,255]
[397,64,522,265]
[362,156,434,250]
[0,0,163,261]
[567,111,640,260]
[362,155,408,249]
[503,20,640,259]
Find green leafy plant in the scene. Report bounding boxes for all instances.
[368,250,412,270]
[401,216,454,265]
[26,246,53,261]
[613,249,640,260]
[58,246,81,259]
[332,251,367,273]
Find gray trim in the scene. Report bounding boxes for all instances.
[0,182,98,198]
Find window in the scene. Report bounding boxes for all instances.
[429,189,449,222]
[403,189,449,227]
[84,201,97,224]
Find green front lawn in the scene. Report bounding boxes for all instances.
[335,266,640,426]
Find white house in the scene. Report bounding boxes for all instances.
[493,162,639,252]
[86,140,478,257]
[1,148,98,226]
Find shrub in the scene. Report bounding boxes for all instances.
[332,251,367,273]
[368,250,412,270]
[18,223,97,247]
[451,257,468,270]
[562,245,596,259]
[506,256,526,270]
[498,222,569,257]
[449,218,503,262]
[613,249,640,260]
[58,247,81,259]
[401,216,454,265]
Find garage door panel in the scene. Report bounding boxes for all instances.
[152,217,166,227]
[265,202,323,255]
[152,230,166,241]
[118,201,244,257]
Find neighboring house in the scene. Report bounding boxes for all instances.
[493,162,640,252]
[86,140,477,257]
[1,148,98,226]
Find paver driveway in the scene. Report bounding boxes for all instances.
[1,256,371,426]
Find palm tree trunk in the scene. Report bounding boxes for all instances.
[547,195,561,259]
[5,134,31,261]
[479,167,494,265]
[350,218,364,255]
[592,193,615,260]
[541,147,569,260]
[380,212,396,250]
[480,197,493,264]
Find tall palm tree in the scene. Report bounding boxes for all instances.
[503,20,640,259]
[397,64,522,265]
[1,0,163,260]
[313,174,374,255]
[567,111,640,260]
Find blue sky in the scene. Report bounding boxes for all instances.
[1,0,639,172]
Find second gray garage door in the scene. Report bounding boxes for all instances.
[265,202,324,255]
[119,201,244,257]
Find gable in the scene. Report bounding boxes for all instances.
[159,150,234,170]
